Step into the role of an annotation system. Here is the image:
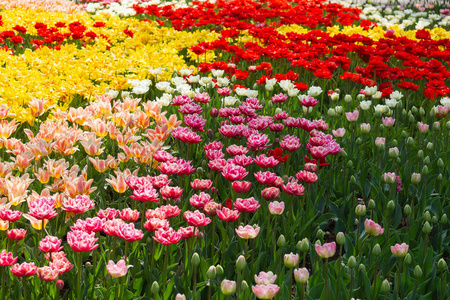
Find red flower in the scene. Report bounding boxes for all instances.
[267,148,288,163]
[123,29,134,38]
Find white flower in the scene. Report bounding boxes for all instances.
[187,75,200,83]
[217,77,230,87]
[390,91,403,100]
[235,88,247,96]
[279,80,294,91]
[374,104,388,114]
[307,86,323,97]
[106,89,119,99]
[266,78,278,86]
[372,91,383,100]
[288,88,299,97]
[155,82,171,92]
[156,94,172,106]
[364,86,378,96]
[330,93,339,101]
[172,77,187,86]
[199,77,213,87]
[179,68,193,76]
[222,96,238,106]
[265,84,274,91]
[385,98,398,108]
[440,97,450,107]
[132,85,149,95]
[335,106,343,114]
[246,90,258,98]
[360,100,372,110]
[149,67,163,75]
[211,69,225,77]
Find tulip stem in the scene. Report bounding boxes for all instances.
[114,278,120,300]
[193,266,197,299]
[1,266,5,300]
[163,245,169,285]
[43,282,47,300]
[273,217,277,262]
[397,258,402,299]
[124,241,129,258]
[77,252,82,300]
[324,258,328,300]
[211,217,216,259]
[23,278,28,300]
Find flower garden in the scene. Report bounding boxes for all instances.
[0,0,449,299]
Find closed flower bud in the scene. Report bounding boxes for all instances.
[419,107,425,116]
[433,122,440,130]
[404,205,411,216]
[406,137,415,146]
[437,258,448,271]
[296,241,302,251]
[373,244,381,256]
[409,115,415,123]
[424,211,431,222]
[344,95,352,103]
[358,264,366,274]
[391,139,398,147]
[405,253,412,265]
[221,280,236,295]
[446,121,450,130]
[417,150,424,159]
[387,200,395,211]
[216,265,224,277]
[236,255,246,270]
[350,175,356,185]
[356,94,365,101]
[277,235,286,247]
[381,279,391,293]
[432,216,438,224]
[336,232,345,246]
[355,204,366,217]
[411,106,418,114]
[368,199,376,210]
[414,265,423,279]
[354,218,359,226]
[438,174,443,181]
[411,173,421,184]
[192,253,200,267]
[347,160,353,169]
[327,108,336,117]
[379,143,385,151]
[56,280,64,290]
[437,158,444,168]
[423,156,430,165]
[441,214,448,224]
[151,281,160,294]
[356,138,362,145]
[402,109,407,118]
[422,221,431,234]
[340,150,347,158]
[209,108,219,118]
[241,280,249,292]
[206,266,216,280]
[316,229,324,240]
[422,165,429,175]
[388,147,399,158]
[401,131,407,139]
[300,238,309,252]
[315,240,321,246]
[396,157,401,164]
[335,106,343,114]
[347,256,357,269]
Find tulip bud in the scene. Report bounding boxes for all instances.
[300,238,309,252]
[422,221,432,234]
[396,157,401,164]
[373,244,381,256]
[356,94,365,101]
[192,253,200,267]
[387,200,395,211]
[216,265,224,277]
[175,294,186,300]
[419,107,425,115]
[85,262,92,268]
[354,218,359,226]
[441,214,448,224]
[221,280,236,295]
[335,106,343,114]
[355,204,366,217]
[316,229,324,240]
[388,147,399,158]
[379,143,385,151]
[391,139,398,147]
[401,109,407,118]
[424,211,431,222]
[437,158,444,168]
[423,156,430,165]
[409,115,415,123]
[433,122,440,130]
[406,137,415,146]
[241,280,249,292]
[336,232,345,246]
[417,150,424,159]
[422,165,429,176]
[236,255,246,271]
[411,173,421,184]
[438,174,443,181]
[404,205,411,216]
[437,258,448,271]
[446,121,450,130]
[368,199,376,210]
[151,281,160,294]
[401,130,407,138]
[340,150,347,158]
[356,138,362,145]
[344,95,352,103]
[327,108,336,117]
[432,216,438,224]
[411,106,418,114]
[414,265,423,279]
[358,264,366,274]
[296,241,302,251]
[315,240,321,246]
[277,235,286,247]
[405,253,412,265]
[206,266,216,280]
[56,280,64,290]
[381,279,391,293]
[347,160,354,169]
[347,256,357,269]
[350,175,356,185]
[207,129,213,139]
[209,108,219,118]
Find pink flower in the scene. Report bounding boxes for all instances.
[144,218,170,232]
[106,259,133,278]
[261,187,280,201]
[309,146,329,159]
[282,178,305,196]
[183,210,211,227]
[232,181,251,194]
[153,227,182,245]
[177,226,200,239]
[221,163,248,181]
[332,128,345,138]
[391,243,409,258]
[184,113,207,131]
[103,219,125,236]
[253,155,279,168]
[171,127,202,144]
[193,92,211,103]
[364,219,384,236]
[119,208,140,222]
[189,192,211,209]
[284,252,299,268]
[268,201,285,215]
[280,135,301,152]
[345,110,359,122]
[383,172,396,184]
[226,145,249,156]
[252,284,280,299]
[382,117,395,127]
[6,229,26,241]
[11,262,38,277]
[172,95,192,106]
[130,186,159,202]
[375,137,385,147]
[115,223,144,242]
[217,207,240,222]
[208,159,228,172]
[296,171,318,183]
[204,202,222,217]
[67,230,99,252]
[0,209,22,222]
[97,208,119,219]
[160,186,183,201]
[61,195,95,214]
[233,155,253,167]
[235,225,260,239]
[153,151,176,163]
[28,197,58,220]
[0,250,17,266]
[417,122,429,133]
[299,95,319,107]
[178,103,203,115]
[160,205,181,219]
[234,197,261,213]
[39,236,63,253]
[217,87,232,96]
[315,242,336,258]
[270,93,288,103]
[294,268,309,284]
[254,271,277,285]
[246,133,270,151]
[190,179,212,191]
[254,171,278,186]
[37,266,59,282]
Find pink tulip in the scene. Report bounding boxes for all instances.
[268,201,285,215]
[221,163,249,181]
[296,171,318,183]
[160,186,183,201]
[11,262,38,277]
[235,225,260,239]
[226,145,249,156]
[382,117,395,127]
[106,259,133,278]
[252,284,280,299]
[216,207,240,222]
[391,243,409,258]
[294,268,309,284]
[67,230,99,252]
[417,122,429,133]
[37,266,59,282]
[345,110,359,122]
[153,227,182,245]
[254,271,277,285]
[39,236,63,253]
[183,210,211,227]
[28,197,58,220]
[284,252,299,268]
[115,223,144,242]
[7,229,26,241]
[364,219,384,236]
[119,208,140,222]
[234,197,261,213]
[280,135,301,152]
[177,226,199,239]
[144,218,170,232]
[315,242,336,259]
[61,195,95,214]
[189,192,211,209]
[97,208,119,219]
[261,187,280,201]
[0,209,22,222]
[190,179,212,191]
[253,155,279,168]
[282,178,305,196]
[232,181,252,194]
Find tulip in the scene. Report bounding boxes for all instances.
[235,225,260,239]
[67,230,99,252]
[315,242,336,259]
[221,279,236,295]
[39,236,63,253]
[268,201,285,215]
[11,262,37,277]
[364,219,384,236]
[6,229,26,241]
[36,266,59,282]
[106,259,133,278]
[391,243,409,258]
[294,268,309,284]
[254,271,277,285]
[252,284,280,299]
